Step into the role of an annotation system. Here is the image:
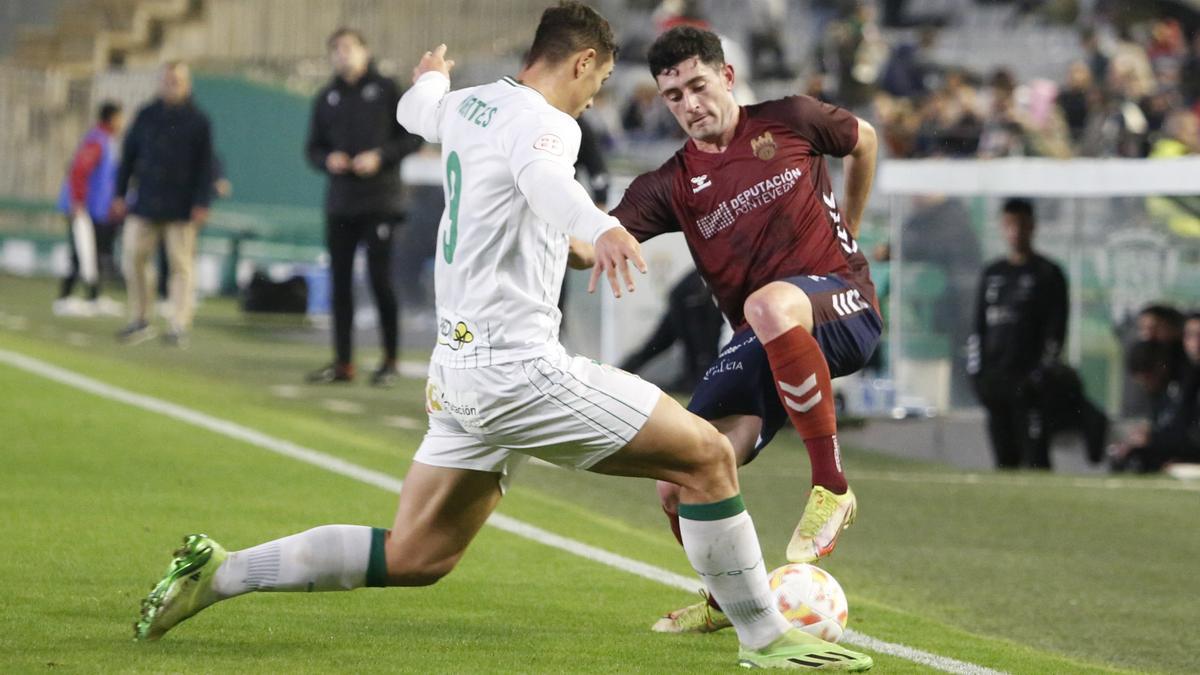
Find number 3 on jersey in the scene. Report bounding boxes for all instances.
[443,151,462,263]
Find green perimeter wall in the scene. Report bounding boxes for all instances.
[193,75,324,213]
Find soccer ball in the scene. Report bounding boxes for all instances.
[768,563,849,643]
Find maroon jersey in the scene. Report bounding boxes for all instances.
[612,95,877,329]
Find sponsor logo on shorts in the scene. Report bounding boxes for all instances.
[704,360,744,380]
[831,289,870,317]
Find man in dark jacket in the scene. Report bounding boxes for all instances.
[113,61,213,347]
[968,198,1107,468]
[305,28,423,386]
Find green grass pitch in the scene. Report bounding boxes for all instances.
[1,274,1196,673]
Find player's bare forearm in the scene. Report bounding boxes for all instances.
[842,118,877,238]
[567,238,595,269]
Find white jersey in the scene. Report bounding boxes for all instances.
[398,73,595,368]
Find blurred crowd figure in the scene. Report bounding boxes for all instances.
[618,270,724,393]
[304,28,423,387]
[113,61,214,349]
[1111,305,1200,473]
[595,1,1200,162]
[968,198,1109,470]
[54,100,126,319]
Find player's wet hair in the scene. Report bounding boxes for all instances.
[1001,197,1035,227]
[524,1,617,68]
[97,100,122,124]
[327,27,366,50]
[647,26,725,78]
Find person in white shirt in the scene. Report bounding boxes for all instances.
[132,4,870,668]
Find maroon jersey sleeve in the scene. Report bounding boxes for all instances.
[609,164,680,242]
[757,95,859,158]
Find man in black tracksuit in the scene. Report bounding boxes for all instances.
[305,28,422,386]
[968,198,1107,469]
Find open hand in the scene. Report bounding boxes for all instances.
[588,227,647,298]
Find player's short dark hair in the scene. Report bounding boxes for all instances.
[1002,198,1035,227]
[647,26,725,78]
[327,27,366,50]
[97,100,122,123]
[524,1,617,67]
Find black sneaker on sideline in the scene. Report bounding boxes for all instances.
[370,364,399,388]
[306,363,354,384]
[116,321,157,345]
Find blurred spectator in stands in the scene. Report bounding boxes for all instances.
[978,68,1031,157]
[968,198,1073,469]
[829,1,885,107]
[879,26,937,100]
[1136,303,1185,344]
[880,0,949,28]
[1151,109,1200,157]
[802,71,832,102]
[304,28,423,387]
[113,61,213,348]
[873,92,920,157]
[54,100,125,319]
[1111,25,1157,103]
[584,89,623,152]
[1181,32,1200,108]
[619,270,724,393]
[1080,28,1110,87]
[652,0,708,33]
[622,81,681,141]
[1145,18,1186,77]
[576,115,610,207]
[913,75,984,157]
[1109,337,1199,472]
[745,0,794,80]
[1058,60,1097,146]
[1184,313,1200,367]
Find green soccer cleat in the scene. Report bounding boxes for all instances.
[738,628,873,670]
[786,486,857,564]
[134,533,227,641]
[651,590,733,633]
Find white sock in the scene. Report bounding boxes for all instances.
[212,525,377,598]
[678,496,792,649]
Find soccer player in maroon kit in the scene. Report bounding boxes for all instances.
[586,26,881,632]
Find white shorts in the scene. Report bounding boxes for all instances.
[414,346,661,489]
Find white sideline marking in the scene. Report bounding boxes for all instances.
[0,347,1002,675]
[320,398,365,415]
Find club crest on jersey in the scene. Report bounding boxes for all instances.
[691,174,712,193]
[751,131,777,160]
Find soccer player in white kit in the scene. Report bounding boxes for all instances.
[132,3,870,669]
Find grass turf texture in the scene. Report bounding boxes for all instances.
[2,274,1195,673]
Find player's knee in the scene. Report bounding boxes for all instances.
[743,282,812,336]
[686,423,738,495]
